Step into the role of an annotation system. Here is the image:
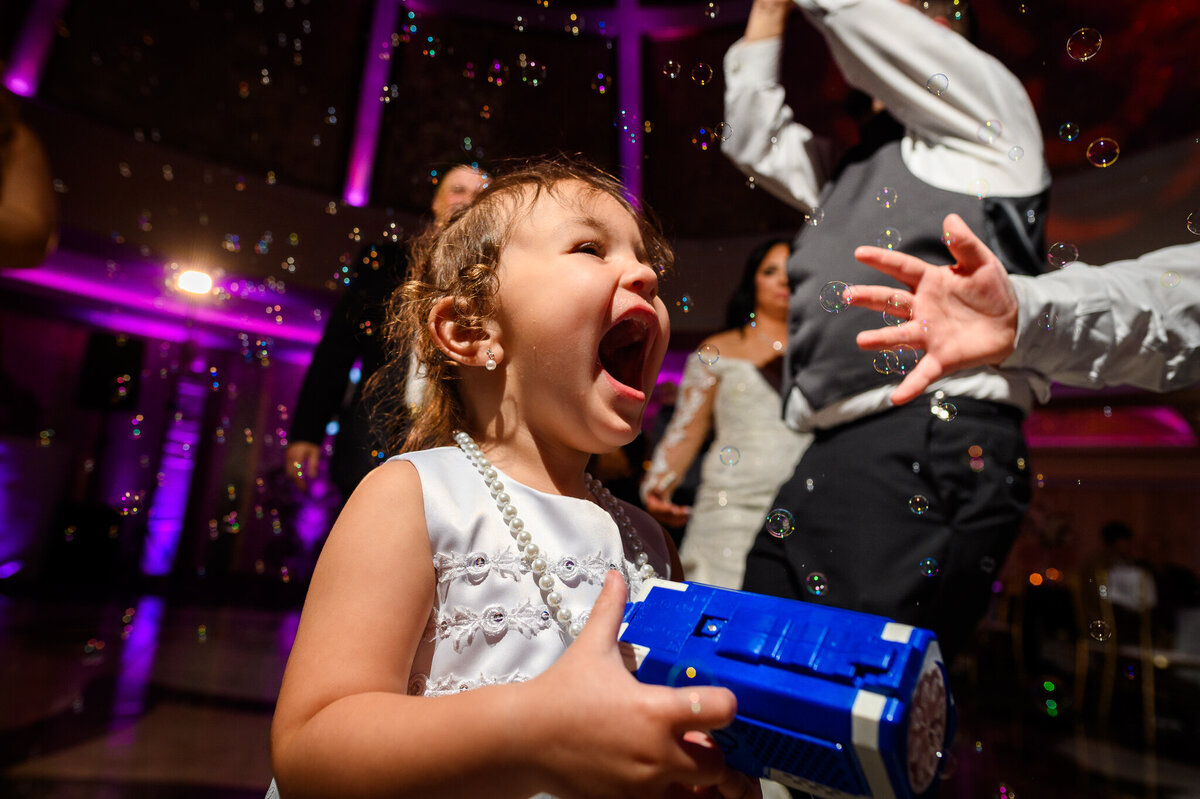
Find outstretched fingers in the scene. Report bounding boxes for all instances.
[941,213,996,275]
[852,245,931,287]
[845,284,915,313]
[889,355,946,406]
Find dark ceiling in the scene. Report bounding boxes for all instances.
[4,0,1200,254]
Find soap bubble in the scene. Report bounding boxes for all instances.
[1007,145,1024,161]
[1058,122,1080,142]
[1088,619,1112,641]
[805,572,828,596]
[883,293,913,326]
[1086,137,1119,167]
[703,2,719,19]
[819,281,850,313]
[926,73,949,96]
[977,119,1003,145]
[1187,209,1199,235]
[968,179,989,199]
[662,60,682,79]
[691,126,714,151]
[909,495,930,515]
[919,558,940,577]
[894,344,920,374]
[876,186,899,209]
[766,508,796,538]
[1040,311,1057,331]
[932,399,957,422]
[719,446,740,466]
[1047,241,1078,268]
[713,121,732,141]
[691,63,713,85]
[590,71,611,94]
[804,207,825,226]
[697,344,720,365]
[877,227,903,250]
[1162,271,1181,289]
[873,350,900,374]
[1066,27,1102,61]
[676,294,692,313]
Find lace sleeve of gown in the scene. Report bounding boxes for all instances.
[640,356,719,503]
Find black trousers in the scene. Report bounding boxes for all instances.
[742,397,1031,664]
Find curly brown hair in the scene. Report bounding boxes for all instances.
[366,156,674,455]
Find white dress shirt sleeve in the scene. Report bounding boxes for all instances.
[1003,241,1200,395]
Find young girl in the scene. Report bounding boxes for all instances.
[269,159,759,799]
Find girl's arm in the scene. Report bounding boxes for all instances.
[271,461,750,798]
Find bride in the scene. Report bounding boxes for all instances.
[642,238,809,590]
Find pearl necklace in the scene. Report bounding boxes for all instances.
[453,430,656,639]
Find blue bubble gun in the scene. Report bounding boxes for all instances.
[618,579,954,798]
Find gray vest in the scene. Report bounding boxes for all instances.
[787,138,1048,410]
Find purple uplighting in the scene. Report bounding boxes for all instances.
[343,0,401,207]
[2,0,70,98]
[140,378,208,576]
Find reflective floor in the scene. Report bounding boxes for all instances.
[2,581,1198,799]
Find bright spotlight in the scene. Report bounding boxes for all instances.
[176,270,213,295]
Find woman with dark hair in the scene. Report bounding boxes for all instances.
[641,238,809,589]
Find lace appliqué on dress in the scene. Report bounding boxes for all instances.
[434,550,523,591]
[429,599,554,650]
[408,668,534,696]
[642,358,718,498]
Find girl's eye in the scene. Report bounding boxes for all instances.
[575,242,602,256]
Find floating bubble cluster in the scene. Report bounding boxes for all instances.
[977,119,1003,145]
[805,572,828,596]
[877,227,903,250]
[1058,122,1080,142]
[883,293,913,326]
[1088,619,1113,641]
[697,343,720,365]
[819,280,850,313]
[1086,137,1119,167]
[1047,241,1078,268]
[766,508,796,538]
[873,350,900,375]
[1066,27,1103,61]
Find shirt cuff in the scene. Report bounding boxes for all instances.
[724,35,783,86]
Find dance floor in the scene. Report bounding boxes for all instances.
[2,580,1198,799]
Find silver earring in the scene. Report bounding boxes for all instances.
[485,349,498,371]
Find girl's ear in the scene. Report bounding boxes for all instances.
[428,296,501,369]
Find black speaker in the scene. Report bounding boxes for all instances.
[76,332,144,410]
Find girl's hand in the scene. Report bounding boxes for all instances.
[522,572,758,799]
